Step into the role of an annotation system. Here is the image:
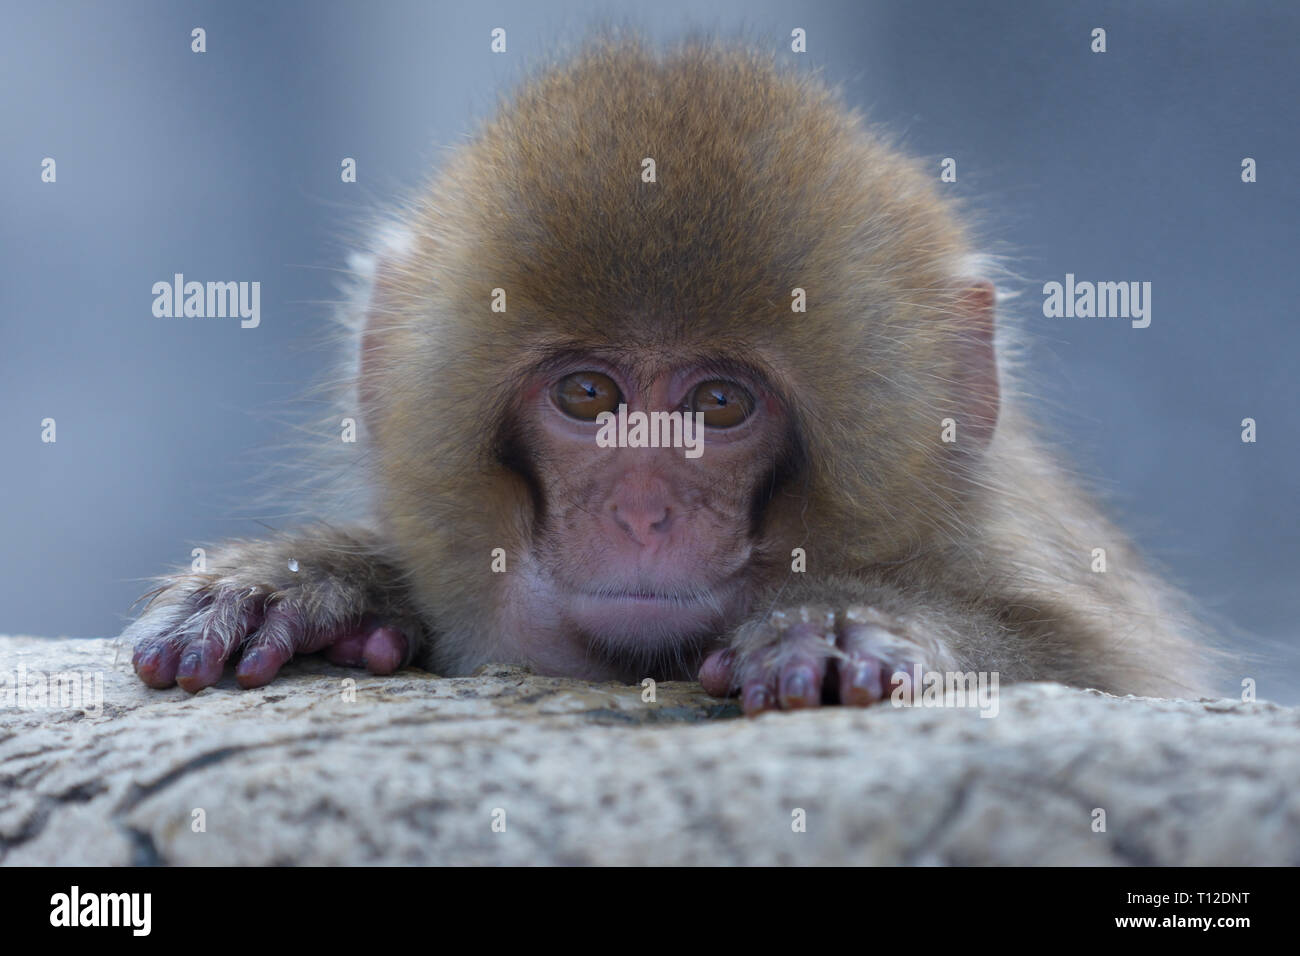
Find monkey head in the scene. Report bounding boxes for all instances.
[357,40,998,680]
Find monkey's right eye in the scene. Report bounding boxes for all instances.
[554,371,622,420]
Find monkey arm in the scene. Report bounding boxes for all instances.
[125,526,427,691]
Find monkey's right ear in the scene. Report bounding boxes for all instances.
[355,227,419,417]
[949,279,1000,454]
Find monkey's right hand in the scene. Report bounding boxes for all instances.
[123,528,423,693]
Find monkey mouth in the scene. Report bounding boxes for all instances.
[606,590,689,602]
[568,585,732,643]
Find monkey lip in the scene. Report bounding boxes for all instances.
[568,586,729,636]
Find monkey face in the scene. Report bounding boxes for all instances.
[490,351,798,667]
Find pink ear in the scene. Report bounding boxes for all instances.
[357,255,407,423]
[952,280,1000,453]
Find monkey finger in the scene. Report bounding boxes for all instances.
[234,605,314,689]
[132,639,183,689]
[175,635,230,693]
[323,629,369,667]
[778,656,825,709]
[697,648,736,697]
[320,614,377,667]
[741,678,778,715]
[837,654,885,707]
[362,625,409,674]
[234,643,294,689]
[836,616,923,707]
[175,590,265,693]
[322,618,410,673]
[128,590,213,688]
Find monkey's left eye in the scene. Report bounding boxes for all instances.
[554,371,622,420]
[689,380,754,428]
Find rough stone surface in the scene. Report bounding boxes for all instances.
[1,634,1296,865]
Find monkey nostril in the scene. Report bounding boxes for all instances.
[611,504,673,541]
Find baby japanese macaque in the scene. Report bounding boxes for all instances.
[125,38,1209,714]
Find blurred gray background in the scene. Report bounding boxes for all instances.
[2,1,1297,698]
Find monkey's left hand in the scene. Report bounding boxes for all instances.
[698,604,958,716]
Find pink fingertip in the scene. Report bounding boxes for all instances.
[175,640,226,694]
[363,626,408,675]
[697,649,736,697]
[325,630,369,667]
[235,644,293,689]
[133,642,181,689]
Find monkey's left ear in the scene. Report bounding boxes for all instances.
[949,280,1000,454]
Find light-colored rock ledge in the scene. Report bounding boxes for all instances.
[1,634,1296,865]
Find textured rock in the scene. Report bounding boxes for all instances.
[1,634,1296,865]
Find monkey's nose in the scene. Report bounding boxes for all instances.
[610,503,673,544]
